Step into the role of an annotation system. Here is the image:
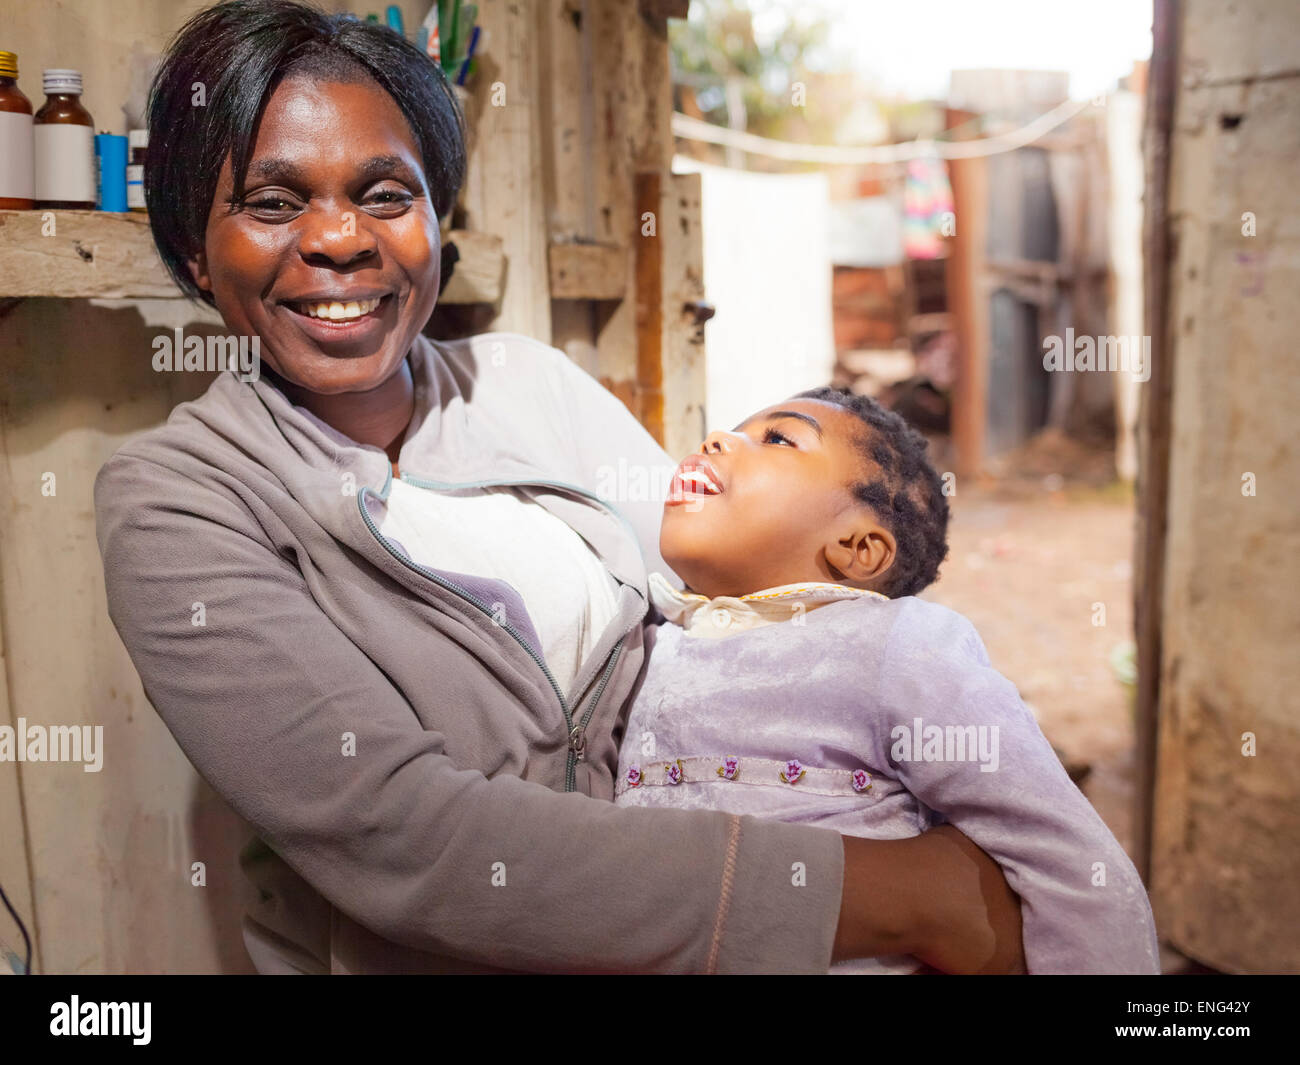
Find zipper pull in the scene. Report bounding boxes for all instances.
[568,724,586,762]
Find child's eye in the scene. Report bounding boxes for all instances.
[763,427,795,446]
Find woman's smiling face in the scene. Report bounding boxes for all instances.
[189,75,440,395]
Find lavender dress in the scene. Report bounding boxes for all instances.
[614,574,1160,975]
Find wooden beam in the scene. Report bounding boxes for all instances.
[639,0,691,20]
[634,171,665,445]
[656,171,707,459]
[1134,0,1181,885]
[945,109,989,477]
[539,1,601,370]
[548,242,629,300]
[460,0,552,334]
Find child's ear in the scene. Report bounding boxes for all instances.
[824,519,896,587]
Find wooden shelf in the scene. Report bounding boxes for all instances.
[0,210,505,305]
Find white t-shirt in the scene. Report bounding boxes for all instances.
[377,478,622,694]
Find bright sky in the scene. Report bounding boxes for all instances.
[750,0,1153,101]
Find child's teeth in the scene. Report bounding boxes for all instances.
[682,471,720,494]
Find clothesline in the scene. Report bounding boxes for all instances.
[670,96,1095,165]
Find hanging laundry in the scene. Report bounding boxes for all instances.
[902,149,954,259]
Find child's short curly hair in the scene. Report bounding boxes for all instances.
[795,386,950,598]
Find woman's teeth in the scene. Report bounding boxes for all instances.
[294,296,383,320]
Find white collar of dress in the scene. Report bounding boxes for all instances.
[647,571,888,638]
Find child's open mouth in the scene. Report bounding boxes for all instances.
[667,456,725,504]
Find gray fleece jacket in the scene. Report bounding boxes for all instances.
[94,330,846,974]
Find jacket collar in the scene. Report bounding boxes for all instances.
[648,571,888,639]
[223,334,650,596]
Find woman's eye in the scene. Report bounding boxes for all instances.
[763,427,795,446]
[366,189,414,211]
[242,196,299,214]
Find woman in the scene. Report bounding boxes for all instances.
[95,0,1023,974]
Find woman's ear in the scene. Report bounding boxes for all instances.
[187,250,212,294]
[824,519,896,587]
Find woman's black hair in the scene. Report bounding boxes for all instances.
[795,386,951,598]
[146,0,467,305]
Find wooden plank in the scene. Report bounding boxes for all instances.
[634,172,665,443]
[460,0,552,336]
[1134,0,1180,888]
[632,169,706,456]
[639,0,691,18]
[0,210,179,299]
[540,0,594,245]
[549,242,628,300]
[0,212,502,304]
[587,1,642,398]
[656,171,707,460]
[945,109,989,477]
[440,230,506,304]
[0,601,40,973]
[539,1,602,372]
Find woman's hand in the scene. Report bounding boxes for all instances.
[832,825,1026,973]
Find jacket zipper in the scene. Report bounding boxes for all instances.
[356,479,633,792]
[566,637,625,791]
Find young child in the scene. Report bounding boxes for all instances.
[615,386,1159,974]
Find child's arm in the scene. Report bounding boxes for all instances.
[869,602,1160,974]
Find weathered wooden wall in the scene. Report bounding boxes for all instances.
[0,0,701,974]
[475,0,703,457]
[1145,0,1300,973]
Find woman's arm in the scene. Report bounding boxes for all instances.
[837,828,1026,973]
[96,449,844,973]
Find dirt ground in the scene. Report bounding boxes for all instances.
[918,463,1140,858]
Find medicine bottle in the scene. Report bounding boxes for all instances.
[127,129,148,212]
[0,50,34,209]
[34,69,96,209]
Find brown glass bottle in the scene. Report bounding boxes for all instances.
[0,51,35,209]
[34,69,96,209]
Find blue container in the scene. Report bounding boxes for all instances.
[94,133,127,211]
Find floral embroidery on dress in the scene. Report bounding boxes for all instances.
[665,759,684,785]
[626,764,643,787]
[851,768,872,793]
[779,758,805,785]
[717,756,739,780]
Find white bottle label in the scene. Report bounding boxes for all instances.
[34,122,96,203]
[127,163,145,208]
[0,111,34,199]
